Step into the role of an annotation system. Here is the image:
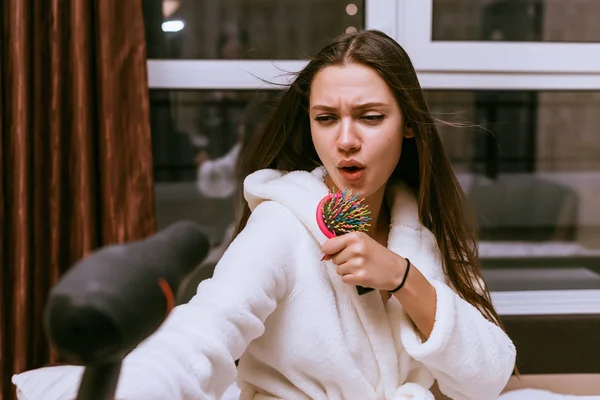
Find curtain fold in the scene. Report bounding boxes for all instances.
[0,1,156,399]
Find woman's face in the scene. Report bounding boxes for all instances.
[309,62,413,199]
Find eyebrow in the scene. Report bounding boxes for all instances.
[311,102,388,112]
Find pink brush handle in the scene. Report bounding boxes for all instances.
[316,193,337,239]
[317,193,338,260]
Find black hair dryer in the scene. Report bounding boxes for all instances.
[43,221,210,400]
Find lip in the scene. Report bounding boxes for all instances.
[337,160,366,182]
[337,159,365,168]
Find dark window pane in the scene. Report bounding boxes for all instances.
[150,90,279,249]
[425,90,600,256]
[150,89,600,295]
[432,0,600,42]
[426,90,600,290]
[152,89,600,246]
[143,0,365,59]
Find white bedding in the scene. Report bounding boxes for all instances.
[499,389,600,400]
[12,368,600,400]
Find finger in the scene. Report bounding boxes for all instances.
[335,261,354,276]
[341,272,364,286]
[321,235,351,256]
[330,247,354,266]
[336,258,366,277]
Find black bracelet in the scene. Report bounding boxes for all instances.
[389,258,411,293]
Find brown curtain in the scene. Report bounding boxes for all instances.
[0,1,156,399]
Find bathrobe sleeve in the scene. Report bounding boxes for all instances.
[110,201,299,400]
[399,279,516,400]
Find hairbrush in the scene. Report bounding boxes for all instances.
[316,188,375,296]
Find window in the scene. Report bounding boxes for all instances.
[426,90,600,312]
[151,90,276,246]
[432,0,600,42]
[144,0,395,89]
[151,89,600,291]
[426,90,600,245]
[399,0,600,73]
[144,0,365,59]
[146,0,600,314]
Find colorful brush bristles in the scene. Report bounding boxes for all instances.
[316,188,371,238]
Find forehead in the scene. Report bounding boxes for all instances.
[309,63,394,105]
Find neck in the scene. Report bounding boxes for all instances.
[324,176,389,239]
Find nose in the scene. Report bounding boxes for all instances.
[336,119,361,154]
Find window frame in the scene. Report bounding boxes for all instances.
[148,61,600,90]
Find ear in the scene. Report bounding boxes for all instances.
[403,124,415,139]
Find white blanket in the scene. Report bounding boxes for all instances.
[13,372,600,400]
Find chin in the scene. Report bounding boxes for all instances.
[332,179,371,198]
[326,170,381,198]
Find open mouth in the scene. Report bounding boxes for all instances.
[338,165,365,181]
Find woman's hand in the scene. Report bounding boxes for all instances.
[321,232,406,291]
[323,231,437,338]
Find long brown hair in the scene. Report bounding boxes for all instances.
[235,30,504,330]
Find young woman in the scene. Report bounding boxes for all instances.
[15,30,516,400]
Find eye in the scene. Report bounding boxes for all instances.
[361,114,385,124]
[315,115,337,125]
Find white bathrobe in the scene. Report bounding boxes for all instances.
[13,167,516,400]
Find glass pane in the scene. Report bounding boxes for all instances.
[432,0,600,42]
[151,89,275,233]
[151,89,600,295]
[425,90,600,290]
[143,0,365,59]
[150,89,280,301]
